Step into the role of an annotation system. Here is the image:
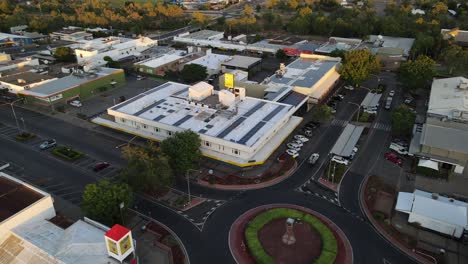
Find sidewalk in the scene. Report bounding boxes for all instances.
[360,175,440,264]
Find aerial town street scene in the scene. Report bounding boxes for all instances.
[0,0,467,263]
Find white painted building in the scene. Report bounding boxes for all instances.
[186,51,230,76]
[0,172,121,264]
[74,36,157,67]
[396,189,468,238]
[93,81,302,166]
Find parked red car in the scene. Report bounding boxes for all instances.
[384,152,403,166]
[93,162,110,172]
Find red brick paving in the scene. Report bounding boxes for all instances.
[258,218,322,264]
[229,204,353,264]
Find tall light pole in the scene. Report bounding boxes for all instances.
[347,102,361,122]
[186,169,200,205]
[0,99,23,133]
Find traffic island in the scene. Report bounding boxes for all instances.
[51,146,84,161]
[229,204,353,264]
[14,132,36,142]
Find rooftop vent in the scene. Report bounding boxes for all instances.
[449,198,454,203]
[431,193,439,200]
[458,79,468,90]
[17,79,26,84]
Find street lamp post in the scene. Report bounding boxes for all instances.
[186,169,201,205]
[0,99,23,133]
[347,102,361,122]
[20,117,26,131]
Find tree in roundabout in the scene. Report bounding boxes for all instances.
[229,205,352,264]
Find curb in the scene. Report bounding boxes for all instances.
[359,176,434,264]
[196,160,298,191]
[228,204,353,264]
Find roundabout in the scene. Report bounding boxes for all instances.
[229,204,353,264]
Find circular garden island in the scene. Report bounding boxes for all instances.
[229,205,352,264]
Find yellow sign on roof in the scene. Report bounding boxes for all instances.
[225,73,234,89]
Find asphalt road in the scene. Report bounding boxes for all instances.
[0,74,418,264]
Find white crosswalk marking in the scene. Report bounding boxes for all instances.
[372,123,391,131]
[331,119,348,127]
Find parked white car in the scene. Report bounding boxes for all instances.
[389,90,395,97]
[291,140,303,147]
[287,143,301,150]
[69,100,82,107]
[308,153,320,165]
[344,85,354,90]
[390,142,410,156]
[286,149,299,158]
[331,155,349,166]
[294,135,309,142]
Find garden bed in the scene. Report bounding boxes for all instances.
[203,157,295,185]
[51,146,84,161]
[15,132,36,142]
[245,208,338,264]
[323,162,347,184]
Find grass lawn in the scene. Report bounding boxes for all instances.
[51,146,84,161]
[324,162,347,184]
[245,208,338,264]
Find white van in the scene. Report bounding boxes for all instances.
[389,142,409,156]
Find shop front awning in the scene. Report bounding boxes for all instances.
[418,159,439,171]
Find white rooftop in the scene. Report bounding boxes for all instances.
[110,82,293,147]
[135,50,187,68]
[428,77,468,118]
[221,55,261,69]
[187,53,230,70]
[179,30,223,40]
[10,219,118,264]
[396,189,468,229]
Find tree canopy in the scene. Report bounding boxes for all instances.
[53,47,76,63]
[311,105,333,122]
[399,55,436,90]
[161,130,202,176]
[180,64,208,84]
[391,104,416,137]
[82,179,133,226]
[440,45,468,76]
[339,49,381,86]
[120,142,174,193]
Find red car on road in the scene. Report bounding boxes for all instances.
[384,152,403,166]
[93,162,110,172]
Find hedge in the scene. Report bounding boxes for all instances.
[51,146,84,161]
[244,208,338,264]
[15,132,36,142]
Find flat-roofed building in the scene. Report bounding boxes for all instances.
[93,81,302,166]
[19,67,125,106]
[0,172,122,264]
[410,77,468,176]
[0,71,56,93]
[363,35,415,70]
[221,55,262,76]
[265,54,341,106]
[74,37,156,67]
[186,51,230,76]
[315,37,362,55]
[50,27,93,42]
[134,49,200,76]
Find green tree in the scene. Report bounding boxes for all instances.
[161,130,202,176]
[53,47,76,62]
[120,143,174,193]
[440,45,468,75]
[103,56,121,68]
[411,33,435,57]
[0,0,12,14]
[311,105,333,122]
[82,179,133,226]
[399,55,436,90]
[275,49,288,61]
[339,49,381,86]
[180,64,208,83]
[329,49,346,59]
[391,104,416,136]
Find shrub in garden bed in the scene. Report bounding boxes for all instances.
[51,146,84,161]
[15,132,36,141]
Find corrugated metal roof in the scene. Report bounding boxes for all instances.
[421,124,468,154]
[330,124,364,157]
